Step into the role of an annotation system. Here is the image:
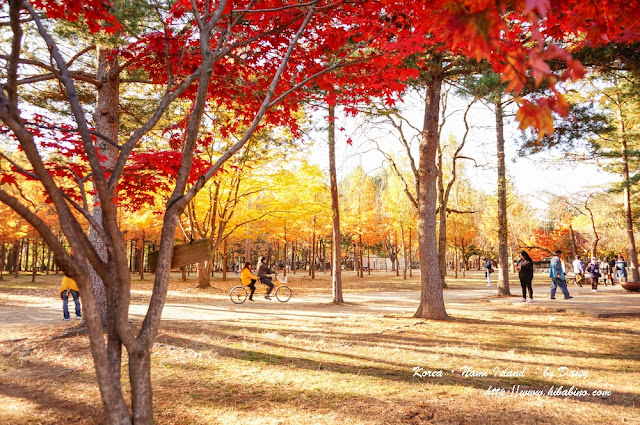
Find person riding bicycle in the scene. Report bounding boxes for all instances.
[240,261,260,301]
[257,256,275,300]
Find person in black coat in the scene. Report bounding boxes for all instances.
[515,250,535,303]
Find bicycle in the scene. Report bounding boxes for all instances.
[229,275,292,304]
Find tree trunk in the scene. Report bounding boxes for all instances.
[0,243,5,280]
[322,239,327,273]
[414,72,447,320]
[569,225,578,258]
[222,238,228,281]
[46,243,51,275]
[616,95,640,281]
[395,231,399,276]
[88,48,120,325]
[15,239,21,276]
[31,237,37,283]
[495,99,510,296]
[311,219,316,279]
[437,141,447,282]
[24,238,29,273]
[328,103,343,303]
[197,260,212,287]
[409,228,412,278]
[291,241,296,274]
[139,234,144,281]
[402,227,408,279]
[129,347,153,424]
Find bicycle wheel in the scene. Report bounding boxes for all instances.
[230,286,248,304]
[275,285,292,302]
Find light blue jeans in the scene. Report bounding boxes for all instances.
[550,278,571,299]
[62,289,81,319]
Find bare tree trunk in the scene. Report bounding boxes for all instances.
[311,217,316,279]
[328,103,343,303]
[359,234,364,278]
[24,238,29,273]
[0,243,5,280]
[402,227,407,279]
[409,228,412,278]
[414,72,447,320]
[292,241,296,274]
[322,239,327,273]
[31,237,37,283]
[615,94,640,281]
[569,225,578,258]
[222,238,228,281]
[197,261,212,287]
[15,239,21,277]
[46,243,51,275]
[495,99,510,296]
[395,231,399,276]
[88,48,119,324]
[139,233,144,281]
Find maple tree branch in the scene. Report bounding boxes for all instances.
[445,208,476,215]
[0,152,38,180]
[190,0,205,29]
[108,68,204,192]
[268,54,381,108]
[55,164,91,210]
[6,0,22,114]
[442,100,475,212]
[179,1,319,209]
[25,121,122,150]
[60,192,110,245]
[373,139,418,210]
[66,45,96,67]
[232,0,318,13]
[16,71,100,86]
[0,187,73,269]
[23,1,115,221]
[522,245,555,256]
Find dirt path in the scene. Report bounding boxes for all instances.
[1,284,639,330]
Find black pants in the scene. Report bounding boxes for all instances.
[260,276,274,296]
[247,279,257,299]
[520,277,533,299]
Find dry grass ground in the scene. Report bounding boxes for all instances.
[1,270,639,424]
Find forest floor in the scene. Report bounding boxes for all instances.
[1,270,639,424]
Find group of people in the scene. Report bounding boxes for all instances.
[483,250,629,303]
[58,256,280,321]
[572,255,628,290]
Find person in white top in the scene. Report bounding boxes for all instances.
[572,256,584,287]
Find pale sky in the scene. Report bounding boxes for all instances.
[305,89,618,212]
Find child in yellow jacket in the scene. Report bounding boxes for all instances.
[60,274,81,321]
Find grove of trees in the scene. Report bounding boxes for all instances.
[2,1,640,423]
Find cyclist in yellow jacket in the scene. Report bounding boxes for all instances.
[60,274,81,321]
[240,262,260,301]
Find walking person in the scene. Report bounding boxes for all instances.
[572,255,584,287]
[615,255,628,283]
[60,273,81,321]
[515,250,534,303]
[483,257,494,286]
[549,250,572,300]
[601,257,612,286]
[585,257,600,292]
